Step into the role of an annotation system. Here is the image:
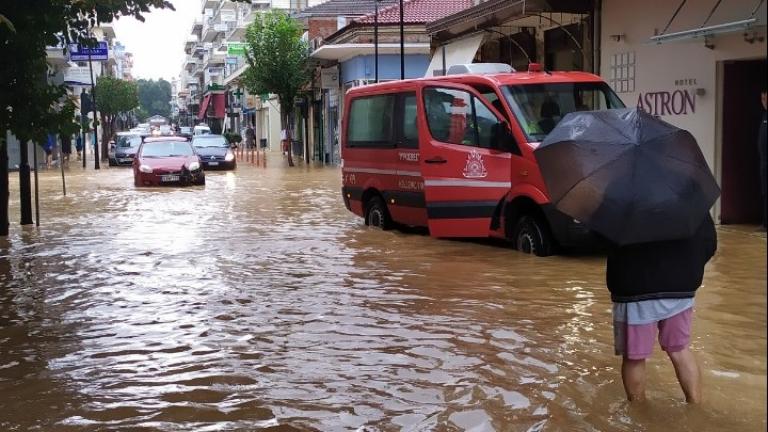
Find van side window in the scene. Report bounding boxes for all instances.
[399,93,419,148]
[424,88,477,146]
[347,94,395,148]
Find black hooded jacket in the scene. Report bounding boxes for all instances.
[606,214,717,303]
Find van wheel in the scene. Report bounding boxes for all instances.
[513,215,553,257]
[365,197,392,230]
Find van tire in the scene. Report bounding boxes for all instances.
[513,215,553,257]
[365,196,392,230]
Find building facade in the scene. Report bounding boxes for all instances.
[600,0,767,224]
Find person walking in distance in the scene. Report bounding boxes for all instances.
[608,214,717,403]
[245,123,256,150]
[61,133,72,166]
[75,134,83,161]
[758,86,767,231]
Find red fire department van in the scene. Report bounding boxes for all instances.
[340,63,625,256]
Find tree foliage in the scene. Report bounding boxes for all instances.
[242,10,310,166]
[0,0,174,144]
[137,78,172,118]
[96,76,138,158]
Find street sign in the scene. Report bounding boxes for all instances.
[68,42,109,61]
[227,42,247,56]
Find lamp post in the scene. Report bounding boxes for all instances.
[399,0,404,80]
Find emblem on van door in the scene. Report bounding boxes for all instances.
[462,150,488,178]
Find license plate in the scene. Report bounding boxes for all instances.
[119,158,132,163]
[207,161,219,166]
[161,175,180,182]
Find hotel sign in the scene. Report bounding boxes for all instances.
[637,78,698,116]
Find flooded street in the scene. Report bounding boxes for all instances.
[0,160,765,431]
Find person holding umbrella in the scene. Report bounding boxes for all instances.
[535,108,721,403]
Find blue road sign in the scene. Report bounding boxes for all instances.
[68,42,109,61]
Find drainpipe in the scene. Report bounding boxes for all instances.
[593,0,602,74]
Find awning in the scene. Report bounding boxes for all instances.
[212,94,226,119]
[424,33,485,77]
[427,0,592,42]
[197,94,212,120]
[310,43,431,62]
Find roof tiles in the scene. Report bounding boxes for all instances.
[355,0,474,25]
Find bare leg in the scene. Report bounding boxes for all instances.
[667,348,701,403]
[622,357,647,402]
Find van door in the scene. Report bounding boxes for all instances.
[419,83,514,238]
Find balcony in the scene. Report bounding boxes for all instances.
[184,36,199,54]
[227,4,255,41]
[201,0,219,13]
[184,55,198,72]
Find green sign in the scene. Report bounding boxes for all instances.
[227,42,246,56]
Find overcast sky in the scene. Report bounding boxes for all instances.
[112,0,199,82]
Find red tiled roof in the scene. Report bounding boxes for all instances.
[355,0,473,25]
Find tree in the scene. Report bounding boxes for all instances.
[0,0,176,235]
[242,11,311,167]
[138,78,172,118]
[95,76,138,160]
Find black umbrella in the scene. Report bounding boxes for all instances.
[534,108,720,245]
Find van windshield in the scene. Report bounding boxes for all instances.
[502,82,625,143]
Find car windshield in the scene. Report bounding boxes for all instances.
[192,136,228,148]
[117,135,142,148]
[502,82,625,143]
[141,141,194,157]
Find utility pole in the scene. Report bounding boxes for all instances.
[88,50,100,169]
[399,0,404,80]
[374,0,379,83]
[18,137,33,225]
[0,135,8,236]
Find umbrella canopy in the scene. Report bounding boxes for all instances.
[534,108,720,245]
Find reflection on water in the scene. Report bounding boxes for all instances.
[0,163,765,431]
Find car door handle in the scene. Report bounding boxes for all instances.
[425,157,447,164]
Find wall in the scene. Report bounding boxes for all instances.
[601,0,767,219]
[340,54,430,82]
[308,17,340,41]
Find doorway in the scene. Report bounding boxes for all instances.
[720,58,767,224]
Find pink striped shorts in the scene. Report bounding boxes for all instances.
[614,308,693,360]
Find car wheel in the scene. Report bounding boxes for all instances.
[513,215,554,257]
[365,196,392,230]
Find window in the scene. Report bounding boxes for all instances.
[347,94,395,147]
[424,87,511,151]
[400,93,418,148]
[610,52,636,94]
[192,136,228,148]
[474,99,499,149]
[502,82,625,142]
[140,141,195,157]
[424,88,477,146]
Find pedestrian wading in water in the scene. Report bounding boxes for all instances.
[607,214,717,403]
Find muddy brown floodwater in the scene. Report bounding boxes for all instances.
[0,161,765,431]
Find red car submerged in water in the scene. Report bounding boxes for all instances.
[132,137,205,187]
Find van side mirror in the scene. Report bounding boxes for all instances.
[494,122,521,156]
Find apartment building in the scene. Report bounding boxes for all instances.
[179,0,324,150]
